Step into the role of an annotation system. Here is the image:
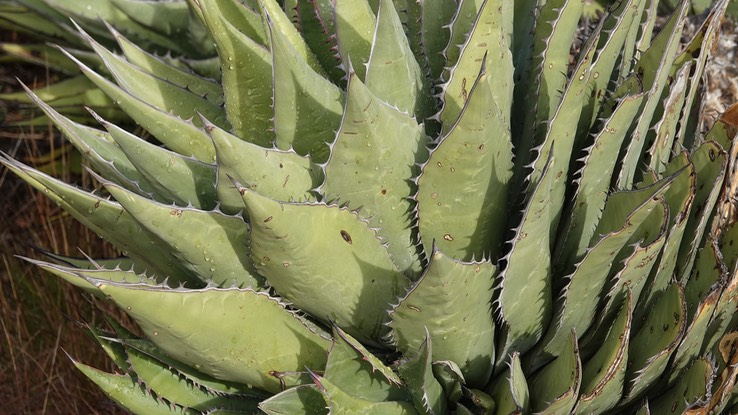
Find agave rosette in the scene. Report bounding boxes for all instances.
[3,0,738,413]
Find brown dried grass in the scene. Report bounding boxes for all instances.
[0,71,127,414]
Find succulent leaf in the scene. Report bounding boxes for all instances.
[397,334,447,415]
[96,284,330,394]
[365,0,432,120]
[259,385,328,415]
[333,0,376,81]
[325,326,409,402]
[312,373,418,415]
[529,330,581,415]
[269,14,344,163]
[196,0,274,146]
[573,292,632,414]
[389,250,496,387]
[239,186,410,345]
[487,352,529,414]
[100,115,218,210]
[417,62,512,262]
[497,152,554,364]
[206,121,321,214]
[323,70,428,276]
[105,183,263,288]
[74,362,195,415]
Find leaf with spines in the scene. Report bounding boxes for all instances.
[259,385,327,415]
[311,372,417,415]
[205,121,322,215]
[98,114,218,210]
[257,0,324,75]
[676,140,727,282]
[438,0,512,132]
[78,22,228,128]
[365,0,431,120]
[515,0,584,167]
[389,249,495,387]
[443,0,483,72]
[109,23,223,106]
[533,182,667,369]
[95,284,330,394]
[58,48,216,162]
[325,326,408,402]
[333,0,375,80]
[650,358,715,414]
[573,292,632,414]
[27,259,157,298]
[126,347,260,412]
[268,11,344,163]
[0,155,196,285]
[496,151,554,365]
[555,92,647,269]
[117,336,270,399]
[323,70,427,276]
[19,83,157,198]
[397,334,447,415]
[74,361,195,415]
[529,331,581,415]
[195,0,274,146]
[238,186,410,345]
[105,183,263,288]
[622,283,686,405]
[616,0,690,188]
[416,0,455,82]
[417,62,512,262]
[487,352,529,414]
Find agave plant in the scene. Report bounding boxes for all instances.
[3,0,738,413]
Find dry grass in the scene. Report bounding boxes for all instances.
[0,70,128,413]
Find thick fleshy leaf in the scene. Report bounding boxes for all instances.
[109,24,223,105]
[58,48,216,162]
[269,14,344,163]
[78,23,228,128]
[534,184,667,368]
[325,326,408,402]
[487,352,529,414]
[573,292,632,414]
[389,250,496,387]
[650,358,715,414]
[397,335,447,415]
[74,362,192,415]
[126,348,260,411]
[615,0,690,188]
[333,0,375,80]
[0,155,196,284]
[623,284,686,404]
[323,71,427,276]
[417,62,513,262]
[259,385,328,415]
[555,92,647,267]
[365,0,431,119]
[18,83,156,197]
[676,140,727,282]
[105,183,262,288]
[496,152,553,364]
[195,0,274,146]
[239,187,410,345]
[312,373,417,415]
[439,0,512,131]
[96,284,330,394]
[529,331,581,415]
[205,121,321,214]
[117,337,269,398]
[99,115,218,210]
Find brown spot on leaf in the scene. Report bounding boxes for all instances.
[340,230,352,244]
